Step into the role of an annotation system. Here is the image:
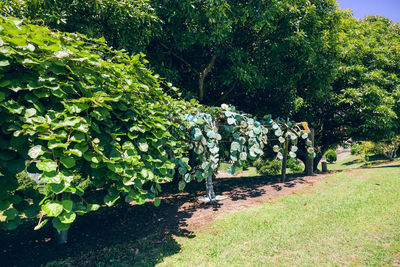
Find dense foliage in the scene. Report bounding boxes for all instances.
[0,17,315,232]
[2,0,399,171]
[254,160,282,176]
[334,16,400,142]
[0,0,158,54]
[325,150,337,163]
[0,16,190,231]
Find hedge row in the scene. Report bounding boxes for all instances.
[0,16,191,231]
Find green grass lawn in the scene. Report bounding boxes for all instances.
[218,162,260,177]
[158,160,400,266]
[321,153,394,172]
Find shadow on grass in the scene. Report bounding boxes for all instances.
[340,155,397,169]
[0,172,311,266]
[343,159,363,166]
[370,164,400,169]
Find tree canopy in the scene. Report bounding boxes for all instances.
[1,0,399,167]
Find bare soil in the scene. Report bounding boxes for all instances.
[0,171,331,266]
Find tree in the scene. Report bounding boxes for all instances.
[291,14,400,169]
[334,16,400,142]
[147,0,343,114]
[5,1,397,171]
[0,0,158,54]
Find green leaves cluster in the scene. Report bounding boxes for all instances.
[178,103,314,188]
[334,15,400,141]
[0,0,158,54]
[0,16,188,231]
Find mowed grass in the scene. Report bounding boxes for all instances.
[158,160,400,266]
[321,152,392,172]
[218,162,260,177]
[322,154,364,171]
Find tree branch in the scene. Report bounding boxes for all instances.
[212,80,238,105]
[199,55,217,102]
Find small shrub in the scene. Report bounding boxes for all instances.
[325,150,337,163]
[255,160,282,176]
[242,160,250,170]
[287,158,304,173]
[350,143,361,155]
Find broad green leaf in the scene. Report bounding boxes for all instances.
[4,208,18,220]
[178,180,186,191]
[154,198,161,207]
[70,132,85,142]
[48,140,69,149]
[207,131,216,139]
[52,217,71,231]
[42,202,63,217]
[61,200,73,212]
[86,204,100,211]
[0,60,10,67]
[36,159,58,172]
[122,141,135,150]
[60,156,76,168]
[24,205,40,218]
[28,145,45,159]
[184,173,192,183]
[104,194,120,207]
[138,138,148,152]
[230,141,240,152]
[59,211,76,224]
[24,108,37,118]
[0,200,10,211]
[4,217,20,230]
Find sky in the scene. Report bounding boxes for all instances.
[337,0,400,22]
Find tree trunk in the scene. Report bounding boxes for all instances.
[199,55,216,102]
[57,230,68,244]
[305,128,314,175]
[205,174,216,203]
[281,137,289,182]
[313,152,324,171]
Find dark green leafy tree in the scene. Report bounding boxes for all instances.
[0,0,345,169]
[333,15,400,142]
[147,0,343,115]
[0,0,158,53]
[292,14,400,169]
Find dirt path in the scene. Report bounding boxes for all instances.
[174,172,332,231]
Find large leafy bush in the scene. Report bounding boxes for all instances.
[0,16,188,231]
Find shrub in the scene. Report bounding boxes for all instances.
[287,158,304,173]
[325,150,337,163]
[242,160,250,170]
[350,143,361,155]
[0,16,188,231]
[255,159,282,176]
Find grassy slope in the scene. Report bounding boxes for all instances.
[159,160,400,266]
